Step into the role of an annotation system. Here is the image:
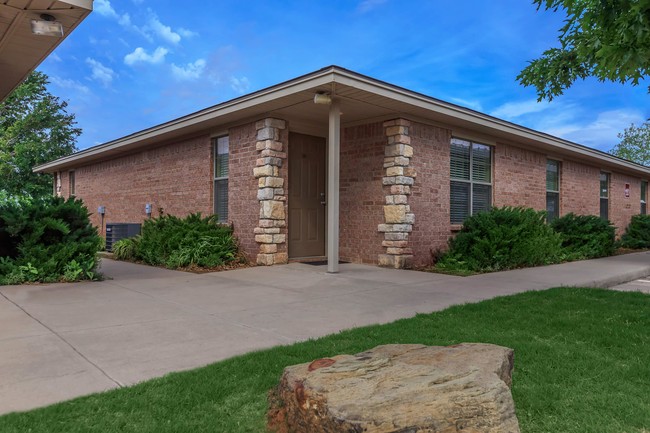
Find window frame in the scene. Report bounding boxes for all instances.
[546,160,560,222]
[641,180,647,215]
[213,136,229,223]
[450,138,493,224]
[600,172,610,220]
[68,171,75,197]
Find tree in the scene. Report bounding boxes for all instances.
[0,71,81,199]
[517,0,650,101]
[610,121,650,166]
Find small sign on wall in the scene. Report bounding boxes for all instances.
[625,183,630,198]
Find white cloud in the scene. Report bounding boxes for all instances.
[94,0,118,18]
[118,13,132,27]
[124,47,169,65]
[147,15,181,44]
[541,109,646,151]
[178,28,198,38]
[93,1,151,41]
[50,76,90,94]
[357,0,388,13]
[85,58,115,86]
[491,99,552,120]
[171,59,206,80]
[49,53,62,62]
[230,76,250,94]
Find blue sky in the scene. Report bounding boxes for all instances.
[39,0,648,152]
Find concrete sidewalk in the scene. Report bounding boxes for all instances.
[1,251,649,415]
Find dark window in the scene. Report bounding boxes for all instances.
[213,136,229,222]
[600,172,609,220]
[546,160,560,222]
[450,138,492,224]
[69,171,75,197]
[641,181,647,215]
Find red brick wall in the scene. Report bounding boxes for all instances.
[54,116,650,267]
[409,122,452,266]
[339,122,385,264]
[227,122,258,261]
[228,120,289,262]
[610,173,641,236]
[493,143,546,210]
[70,135,212,236]
[559,160,600,217]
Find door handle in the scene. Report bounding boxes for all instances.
[320,192,326,206]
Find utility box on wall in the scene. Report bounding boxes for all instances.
[105,223,141,252]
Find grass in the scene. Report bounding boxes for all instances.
[1,287,649,433]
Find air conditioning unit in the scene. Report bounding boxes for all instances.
[105,223,141,252]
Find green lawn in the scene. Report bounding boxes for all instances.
[2,287,649,433]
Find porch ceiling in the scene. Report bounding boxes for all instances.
[0,0,92,102]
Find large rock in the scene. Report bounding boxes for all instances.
[268,343,520,433]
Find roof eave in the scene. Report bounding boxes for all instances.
[34,66,339,173]
[34,65,650,177]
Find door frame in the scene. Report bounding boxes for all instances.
[287,131,328,259]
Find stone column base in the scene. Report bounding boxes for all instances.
[253,118,288,266]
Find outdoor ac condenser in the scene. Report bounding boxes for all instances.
[105,223,141,252]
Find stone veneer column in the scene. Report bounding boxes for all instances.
[378,119,417,269]
[253,118,288,266]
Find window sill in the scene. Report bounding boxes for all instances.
[450,224,463,232]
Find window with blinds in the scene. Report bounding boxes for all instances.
[641,181,647,215]
[68,171,75,197]
[450,138,492,224]
[600,172,609,220]
[546,160,560,222]
[214,136,229,222]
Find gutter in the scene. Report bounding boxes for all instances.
[34,65,650,176]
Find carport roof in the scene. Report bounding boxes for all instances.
[0,0,92,102]
[34,65,650,177]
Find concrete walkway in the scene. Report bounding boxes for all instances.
[1,251,649,415]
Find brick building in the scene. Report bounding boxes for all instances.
[35,66,650,271]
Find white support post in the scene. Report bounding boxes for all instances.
[327,100,341,273]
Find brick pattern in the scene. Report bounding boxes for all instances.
[560,160,600,217]
[49,118,650,268]
[339,122,386,264]
[610,173,641,236]
[253,118,289,265]
[228,122,261,262]
[493,143,546,210]
[378,119,416,269]
[66,135,212,236]
[408,122,452,266]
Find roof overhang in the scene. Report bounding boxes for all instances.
[34,65,650,178]
[0,0,92,102]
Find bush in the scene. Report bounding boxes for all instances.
[0,196,102,285]
[551,213,616,259]
[619,214,650,249]
[437,207,563,273]
[112,236,140,261]
[113,213,240,269]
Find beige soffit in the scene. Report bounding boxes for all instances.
[34,65,650,177]
[0,0,92,102]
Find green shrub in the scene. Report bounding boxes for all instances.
[112,236,140,261]
[551,213,616,259]
[0,196,102,285]
[119,213,240,269]
[437,206,563,273]
[619,214,650,249]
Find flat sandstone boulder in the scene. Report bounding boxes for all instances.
[268,343,520,433]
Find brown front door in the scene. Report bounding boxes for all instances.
[288,133,326,258]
